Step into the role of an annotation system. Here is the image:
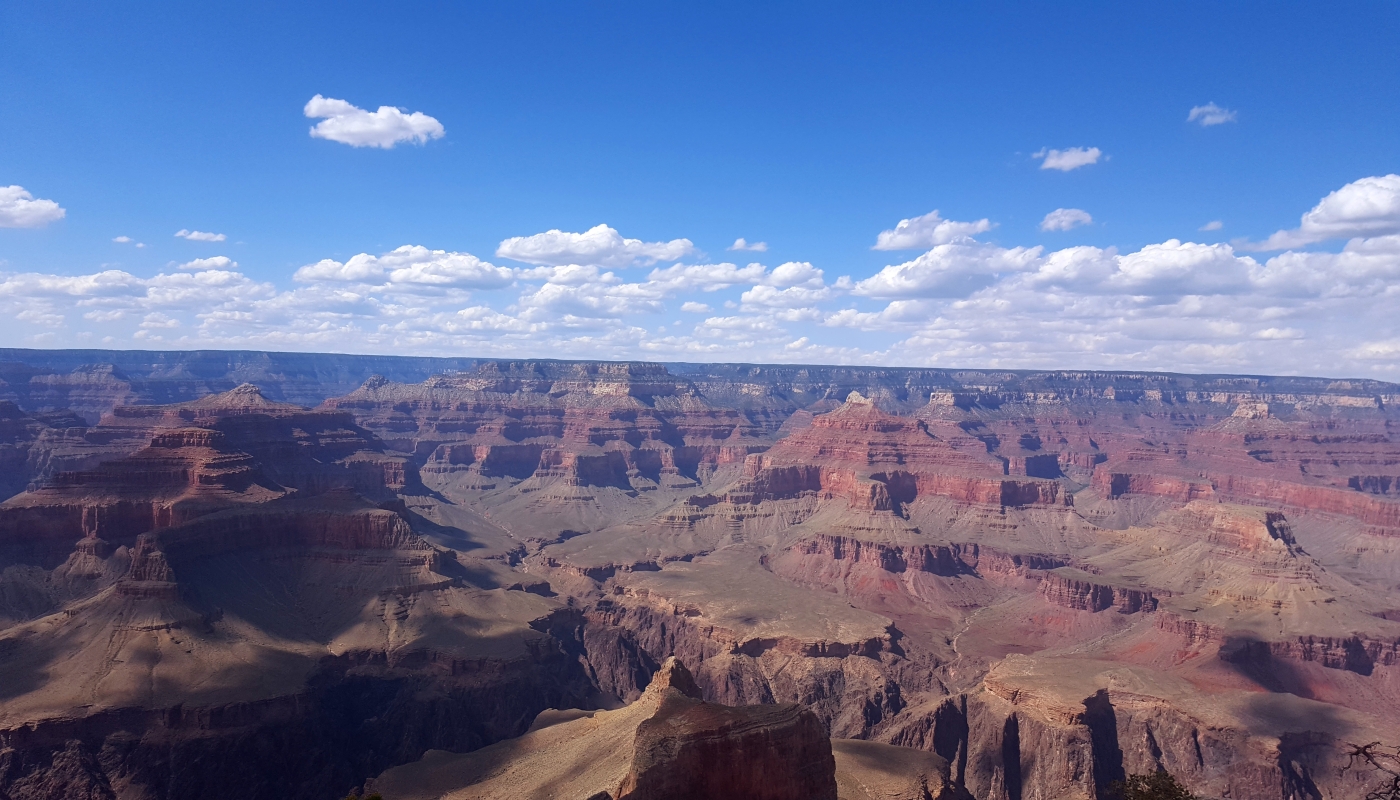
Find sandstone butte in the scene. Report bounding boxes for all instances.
[0,351,1398,800]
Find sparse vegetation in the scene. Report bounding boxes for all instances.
[1346,742,1400,800]
[1108,770,1199,800]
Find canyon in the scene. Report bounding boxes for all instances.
[0,348,1398,799]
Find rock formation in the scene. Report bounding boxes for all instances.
[1,352,1399,800]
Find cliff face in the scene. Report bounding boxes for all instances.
[2,353,1400,800]
[371,658,950,800]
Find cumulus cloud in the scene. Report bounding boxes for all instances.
[767,261,826,288]
[179,256,236,271]
[1188,103,1237,126]
[1108,240,1255,295]
[497,224,696,267]
[854,242,1042,298]
[517,279,666,321]
[1200,220,1224,232]
[113,236,132,243]
[873,210,994,250]
[728,238,768,252]
[1248,174,1400,250]
[175,229,226,242]
[647,261,825,293]
[304,94,445,149]
[140,312,179,329]
[1350,339,1400,361]
[1033,147,1102,172]
[0,186,65,228]
[1040,208,1093,232]
[294,245,514,287]
[647,262,767,292]
[680,301,712,313]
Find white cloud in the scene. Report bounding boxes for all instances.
[497,224,696,267]
[0,186,66,228]
[1248,174,1400,250]
[1200,220,1224,231]
[516,264,617,286]
[517,280,665,321]
[294,245,514,287]
[16,308,64,327]
[873,210,994,250]
[179,256,236,271]
[853,241,1043,298]
[140,312,180,329]
[1249,234,1400,297]
[647,262,767,291]
[113,235,132,243]
[767,261,825,288]
[1033,147,1102,172]
[1188,103,1237,126]
[1350,339,1400,361]
[1039,208,1093,232]
[175,229,226,242]
[1253,327,1303,340]
[1108,240,1254,294]
[304,94,445,149]
[740,284,831,309]
[1021,246,1119,290]
[680,301,712,313]
[728,238,768,252]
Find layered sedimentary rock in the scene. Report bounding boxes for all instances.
[515,382,1400,800]
[321,363,773,539]
[1,352,1399,800]
[0,385,594,800]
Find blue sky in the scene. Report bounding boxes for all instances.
[2,2,1399,376]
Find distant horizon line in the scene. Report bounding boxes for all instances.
[0,345,1395,388]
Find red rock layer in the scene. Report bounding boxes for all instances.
[325,363,770,494]
[0,385,416,566]
[708,394,1065,514]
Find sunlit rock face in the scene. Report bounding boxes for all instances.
[0,352,1397,800]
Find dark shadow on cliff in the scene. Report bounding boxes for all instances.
[398,506,486,554]
[1082,689,1126,800]
[1002,713,1023,800]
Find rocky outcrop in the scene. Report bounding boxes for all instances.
[621,661,838,800]
[371,658,845,800]
[1038,572,1161,613]
[532,597,919,740]
[705,395,1067,520]
[1154,611,1400,675]
[782,534,1066,580]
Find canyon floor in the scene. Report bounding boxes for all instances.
[1,349,1398,800]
